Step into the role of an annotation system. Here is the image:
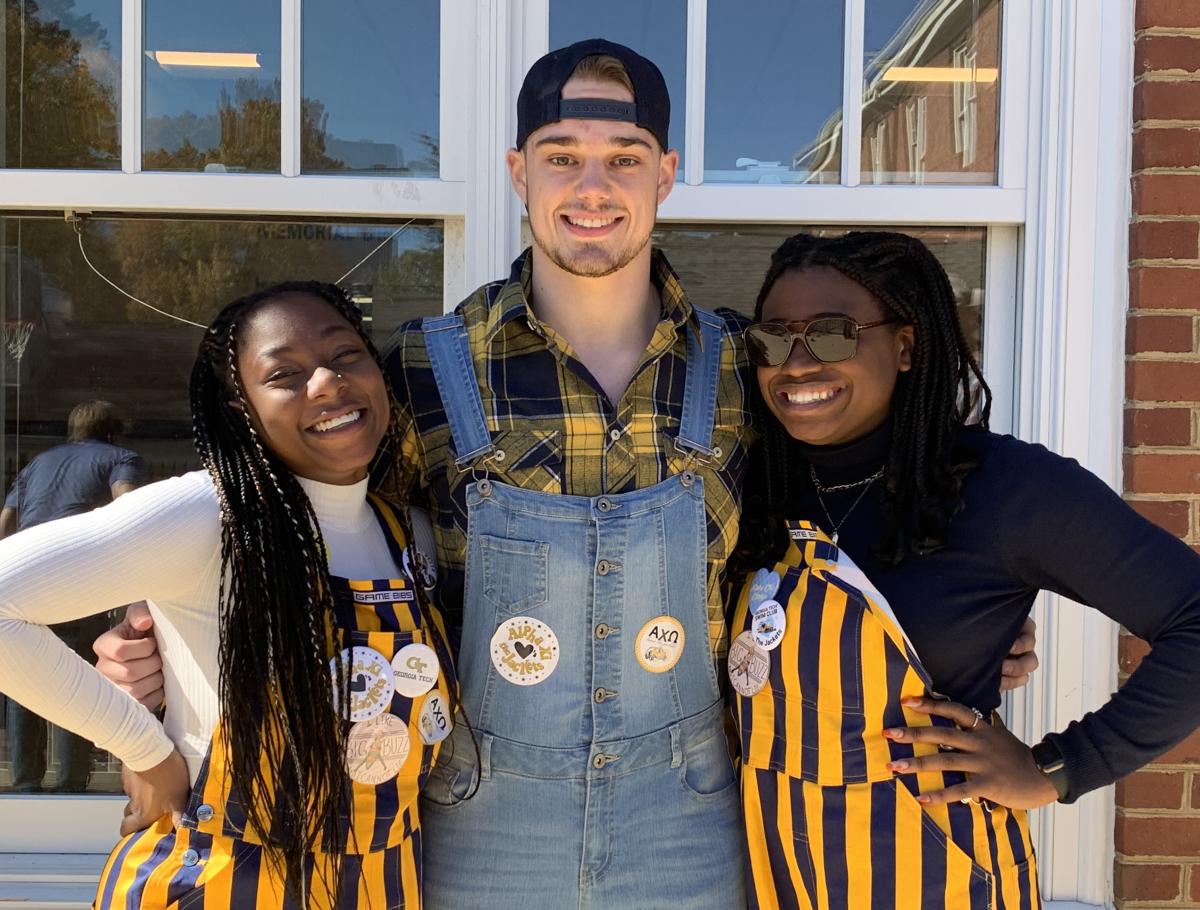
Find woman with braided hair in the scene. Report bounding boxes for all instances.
[0,281,459,907]
[729,231,1200,909]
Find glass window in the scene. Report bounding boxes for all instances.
[862,0,1002,185]
[301,0,439,175]
[143,0,281,172]
[2,0,121,169]
[0,215,443,793]
[549,0,687,175]
[704,1,844,185]
[653,223,985,357]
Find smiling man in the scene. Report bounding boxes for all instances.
[385,39,751,909]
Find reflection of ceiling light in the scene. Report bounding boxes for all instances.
[148,51,261,68]
[883,66,998,83]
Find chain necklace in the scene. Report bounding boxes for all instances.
[809,464,885,545]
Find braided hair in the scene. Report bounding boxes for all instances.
[190,280,457,902]
[745,231,991,566]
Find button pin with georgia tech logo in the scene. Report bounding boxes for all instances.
[346,713,411,785]
[330,646,394,722]
[391,642,439,698]
[635,615,685,673]
[727,630,771,697]
[751,599,786,651]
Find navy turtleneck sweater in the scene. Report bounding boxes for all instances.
[752,420,1200,804]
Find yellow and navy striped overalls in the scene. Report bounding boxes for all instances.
[731,521,1039,910]
[94,496,454,910]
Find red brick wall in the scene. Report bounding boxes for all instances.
[1120,2,1200,905]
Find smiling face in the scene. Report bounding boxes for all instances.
[757,266,914,447]
[234,293,389,485]
[507,75,678,278]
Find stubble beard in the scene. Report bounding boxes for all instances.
[530,218,652,279]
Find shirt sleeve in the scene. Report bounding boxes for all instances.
[0,472,220,771]
[109,450,147,488]
[994,440,1200,802]
[3,469,24,511]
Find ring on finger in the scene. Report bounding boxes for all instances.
[965,707,984,731]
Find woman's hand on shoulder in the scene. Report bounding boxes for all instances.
[883,697,1059,810]
[120,748,190,836]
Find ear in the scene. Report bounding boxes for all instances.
[657,149,679,204]
[507,148,528,205]
[896,324,916,372]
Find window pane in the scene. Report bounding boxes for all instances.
[653,223,985,358]
[302,0,439,175]
[862,0,1002,185]
[705,1,844,185]
[143,0,281,172]
[0,215,443,793]
[549,0,686,175]
[2,0,121,168]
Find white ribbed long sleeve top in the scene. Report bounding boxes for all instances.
[0,470,432,784]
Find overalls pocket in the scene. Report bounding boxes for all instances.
[678,726,739,800]
[479,534,550,615]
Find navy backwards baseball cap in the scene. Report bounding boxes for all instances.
[516,38,671,152]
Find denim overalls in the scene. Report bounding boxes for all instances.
[418,309,746,909]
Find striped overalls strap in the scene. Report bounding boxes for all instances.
[422,313,494,466]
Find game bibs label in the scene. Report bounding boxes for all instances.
[635,615,685,673]
[490,616,560,685]
[346,714,411,784]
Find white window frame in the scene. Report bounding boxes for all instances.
[0,4,1134,909]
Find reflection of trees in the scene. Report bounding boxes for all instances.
[3,0,119,168]
[144,79,344,172]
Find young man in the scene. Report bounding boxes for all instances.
[95,39,1036,908]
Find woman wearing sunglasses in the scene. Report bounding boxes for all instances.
[729,231,1200,909]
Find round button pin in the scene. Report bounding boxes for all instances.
[751,599,786,651]
[195,804,214,823]
[330,646,394,722]
[346,713,411,785]
[635,615,686,673]
[391,643,439,698]
[490,616,560,686]
[181,848,200,867]
[418,691,453,745]
[728,630,771,697]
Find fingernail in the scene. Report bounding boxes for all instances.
[918,794,931,804]
[889,760,909,772]
[885,728,903,739]
[901,697,922,707]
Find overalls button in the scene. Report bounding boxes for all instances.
[592,754,607,769]
[596,560,611,575]
[478,479,492,497]
[596,497,613,512]
[594,687,617,703]
[680,470,696,487]
[595,623,612,639]
[181,848,200,867]
[195,804,214,822]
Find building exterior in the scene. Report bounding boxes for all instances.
[0,0,1191,906]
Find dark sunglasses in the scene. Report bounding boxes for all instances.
[744,316,898,367]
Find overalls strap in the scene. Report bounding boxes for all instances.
[422,313,494,466]
[676,307,725,458]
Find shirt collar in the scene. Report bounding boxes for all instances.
[483,247,701,346]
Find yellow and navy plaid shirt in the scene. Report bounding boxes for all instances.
[384,248,753,659]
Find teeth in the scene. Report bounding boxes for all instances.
[784,389,839,405]
[567,215,616,228]
[312,410,361,432]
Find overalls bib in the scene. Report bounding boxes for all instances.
[419,309,746,909]
[94,496,454,910]
[732,521,1039,910]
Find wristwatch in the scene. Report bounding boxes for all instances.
[1030,738,1070,802]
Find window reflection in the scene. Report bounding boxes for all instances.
[302,0,439,174]
[2,0,121,169]
[549,0,687,174]
[705,0,843,185]
[143,0,281,172]
[860,0,1002,185]
[0,215,444,793]
[652,223,985,356]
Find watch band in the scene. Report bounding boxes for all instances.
[1031,738,1069,802]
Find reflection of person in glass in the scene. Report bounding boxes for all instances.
[0,285,456,907]
[732,231,1200,908]
[0,400,144,792]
